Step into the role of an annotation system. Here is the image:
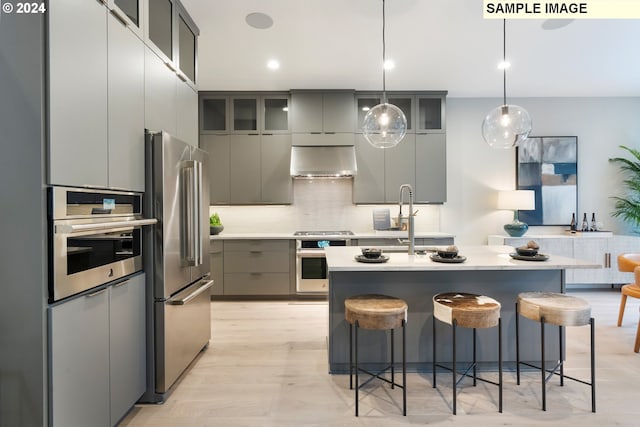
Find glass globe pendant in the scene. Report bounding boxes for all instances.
[363,0,407,149]
[481,104,532,149]
[481,19,532,149]
[363,102,407,148]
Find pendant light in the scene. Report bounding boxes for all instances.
[481,19,532,149]
[362,0,407,149]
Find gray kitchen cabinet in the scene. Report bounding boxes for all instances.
[416,94,446,133]
[571,237,610,284]
[177,81,198,146]
[109,274,146,425]
[145,45,177,135]
[290,91,355,146]
[107,15,145,191]
[355,94,414,134]
[50,273,146,427]
[49,0,109,188]
[209,240,224,296]
[146,0,174,62]
[108,0,143,39]
[200,96,229,133]
[223,240,292,295]
[229,134,261,204]
[262,95,290,133]
[177,8,197,84]
[50,288,110,427]
[201,134,230,204]
[353,134,385,203]
[261,134,292,204]
[415,133,447,203]
[384,134,416,203]
[231,96,259,133]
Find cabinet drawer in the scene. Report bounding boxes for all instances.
[224,239,290,253]
[223,273,290,295]
[209,240,223,254]
[224,251,290,273]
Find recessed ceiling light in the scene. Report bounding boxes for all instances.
[267,60,280,70]
[246,12,273,30]
[383,60,395,70]
[498,60,511,70]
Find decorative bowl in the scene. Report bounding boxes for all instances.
[361,248,383,259]
[515,247,538,257]
[437,249,458,259]
[210,225,224,235]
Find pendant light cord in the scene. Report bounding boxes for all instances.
[382,0,387,103]
[502,18,507,106]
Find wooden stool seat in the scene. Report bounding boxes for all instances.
[433,292,501,329]
[518,292,591,327]
[345,294,407,330]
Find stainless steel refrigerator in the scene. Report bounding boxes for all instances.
[142,130,213,402]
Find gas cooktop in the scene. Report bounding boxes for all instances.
[293,230,354,237]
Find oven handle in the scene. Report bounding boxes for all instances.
[296,250,328,257]
[55,218,157,234]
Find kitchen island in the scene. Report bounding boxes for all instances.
[325,245,599,373]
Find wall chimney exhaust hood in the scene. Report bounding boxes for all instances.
[290,145,357,178]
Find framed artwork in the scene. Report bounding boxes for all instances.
[516,136,578,226]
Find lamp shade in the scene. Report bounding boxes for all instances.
[497,190,535,211]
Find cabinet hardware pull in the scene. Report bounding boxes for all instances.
[110,8,129,26]
[325,132,336,134]
[249,251,262,254]
[165,61,177,72]
[87,288,108,297]
[177,72,187,82]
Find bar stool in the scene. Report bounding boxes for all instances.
[345,294,407,417]
[432,292,502,415]
[515,292,595,412]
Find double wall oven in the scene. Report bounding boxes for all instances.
[295,231,353,294]
[49,186,156,302]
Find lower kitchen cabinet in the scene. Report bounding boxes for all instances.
[209,240,224,296]
[49,273,146,427]
[222,240,294,296]
[354,237,454,247]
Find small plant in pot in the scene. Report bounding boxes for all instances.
[209,213,224,235]
[610,145,640,231]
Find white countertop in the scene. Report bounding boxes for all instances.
[325,245,601,272]
[210,231,454,240]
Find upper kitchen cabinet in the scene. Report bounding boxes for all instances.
[355,94,413,134]
[416,93,446,133]
[177,81,198,145]
[49,0,109,188]
[108,14,145,191]
[200,96,229,133]
[107,0,144,39]
[290,91,355,146]
[232,96,259,133]
[146,0,173,64]
[145,45,177,135]
[177,11,197,86]
[262,94,290,134]
[415,133,447,203]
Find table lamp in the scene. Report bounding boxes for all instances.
[497,190,535,237]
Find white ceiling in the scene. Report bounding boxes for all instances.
[182,0,640,98]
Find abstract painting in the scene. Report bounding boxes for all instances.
[516,136,577,226]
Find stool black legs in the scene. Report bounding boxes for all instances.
[432,315,503,415]
[349,319,406,417]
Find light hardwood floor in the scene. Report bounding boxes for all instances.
[120,288,640,426]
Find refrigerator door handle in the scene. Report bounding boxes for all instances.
[167,280,214,305]
[193,159,202,267]
[181,160,197,266]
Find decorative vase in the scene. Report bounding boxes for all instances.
[504,220,528,237]
[210,225,224,235]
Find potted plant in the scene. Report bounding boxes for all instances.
[610,145,640,230]
[209,212,224,235]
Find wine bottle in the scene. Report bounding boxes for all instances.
[570,213,576,231]
[591,213,597,231]
[581,213,589,231]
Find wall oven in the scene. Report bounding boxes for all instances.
[295,231,352,294]
[49,187,156,302]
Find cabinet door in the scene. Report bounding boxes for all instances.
[108,0,143,39]
[229,135,261,203]
[384,134,416,202]
[262,95,290,133]
[200,134,230,204]
[109,274,146,425]
[388,95,414,133]
[146,0,174,62]
[415,133,446,203]
[108,15,145,191]
[145,46,177,134]
[177,12,197,84]
[261,134,292,203]
[49,0,108,187]
[290,92,323,132]
[200,96,228,133]
[209,241,224,295]
[353,134,385,203]
[177,81,198,146]
[416,95,445,133]
[231,96,259,133]
[356,96,381,133]
[323,92,355,133]
[50,289,110,427]
[572,238,608,284]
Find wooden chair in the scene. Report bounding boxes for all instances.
[636,307,640,353]
[616,254,640,327]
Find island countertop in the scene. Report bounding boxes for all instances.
[325,245,600,272]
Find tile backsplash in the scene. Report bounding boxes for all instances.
[209,179,441,233]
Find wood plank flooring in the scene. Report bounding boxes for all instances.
[120,288,640,426]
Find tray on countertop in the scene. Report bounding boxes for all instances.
[430,254,466,263]
[354,254,390,263]
[509,253,549,261]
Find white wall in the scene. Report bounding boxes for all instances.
[211,97,640,243]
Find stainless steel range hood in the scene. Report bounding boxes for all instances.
[290,145,357,178]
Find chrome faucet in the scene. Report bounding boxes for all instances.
[398,184,415,255]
